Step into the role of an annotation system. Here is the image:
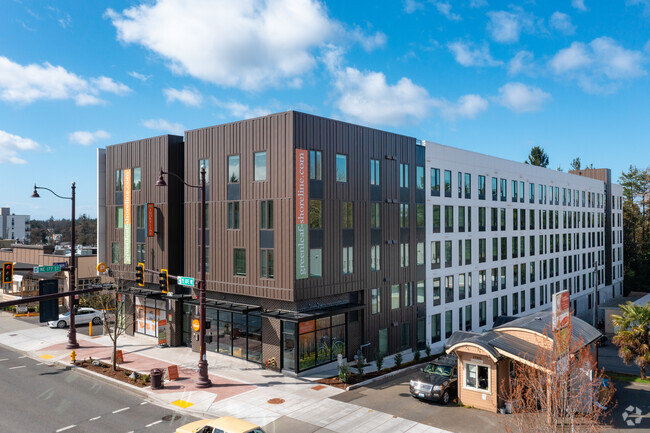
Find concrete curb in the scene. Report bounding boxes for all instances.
[346,362,426,391]
[56,359,151,397]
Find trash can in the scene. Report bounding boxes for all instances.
[151,368,164,390]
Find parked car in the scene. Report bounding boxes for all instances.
[48,308,103,328]
[409,354,458,404]
[176,416,265,433]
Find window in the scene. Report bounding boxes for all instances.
[465,173,471,198]
[111,242,120,264]
[432,205,440,233]
[512,180,518,202]
[530,183,535,203]
[416,166,424,190]
[491,268,498,292]
[431,168,440,196]
[478,175,486,199]
[400,204,409,228]
[445,206,453,232]
[135,205,145,228]
[371,288,381,314]
[234,248,246,276]
[391,285,400,309]
[465,305,472,331]
[501,237,507,260]
[458,172,462,198]
[520,181,525,203]
[416,204,425,228]
[369,202,380,228]
[500,178,507,201]
[465,239,472,265]
[416,242,424,266]
[115,169,124,192]
[342,246,353,274]
[493,298,499,323]
[260,249,274,278]
[445,240,452,267]
[491,208,498,231]
[459,274,466,300]
[433,278,441,306]
[417,281,425,303]
[228,155,240,183]
[479,239,486,263]
[254,151,267,181]
[400,163,409,188]
[492,238,498,261]
[342,202,353,229]
[479,207,486,231]
[115,206,124,229]
[370,245,380,271]
[458,206,465,232]
[431,241,441,269]
[465,363,489,391]
[432,313,441,343]
[309,200,322,228]
[479,270,486,295]
[136,243,145,263]
[310,249,322,277]
[309,150,322,180]
[492,177,498,201]
[512,292,519,314]
[132,167,141,190]
[445,275,454,303]
[501,267,506,290]
[445,310,453,338]
[404,283,413,307]
[370,159,380,185]
[444,170,452,197]
[400,243,409,267]
[260,201,273,229]
[500,208,506,231]
[401,323,410,348]
[336,154,347,182]
[227,202,240,229]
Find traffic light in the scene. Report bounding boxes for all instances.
[2,262,13,284]
[159,269,168,293]
[135,263,145,287]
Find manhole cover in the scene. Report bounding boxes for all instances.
[162,414,183,422]
[267,398,285,405]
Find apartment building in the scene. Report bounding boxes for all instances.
[0,207,30,243]
[98,111,623,373]
[424,141,624,352]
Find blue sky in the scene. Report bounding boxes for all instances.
[1,0,649,220]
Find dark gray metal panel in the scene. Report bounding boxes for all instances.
[259,230,274,249]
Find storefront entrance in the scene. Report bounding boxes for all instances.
[134,297,166,338]
[204,308,263,364]
[281,313,346,372]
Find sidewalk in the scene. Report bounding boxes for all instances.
[0,311,451,433]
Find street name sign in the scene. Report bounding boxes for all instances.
[178,276,195,287]
[33,265,61,273]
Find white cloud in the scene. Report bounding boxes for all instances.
[571,0,587,11]
[68,130,111,146]
[448,41,502,67]
[163,87,203,107]
[627,0,650,15]
[508,50,537,76]
[0,56,131,105]
[495,82,551,112]
[470,0,487,7]
[549,37,646,93]
[550,12,576,35]
[128,71,150,81]
[348,28,387,52]
[143,119,185,135]
[213,99,271,119]
[0,130,42,164]
[435,94,488,120]
[107,0,349,91]
[435,2,461,21]
[403,0,425,13]
[486,8,540,44]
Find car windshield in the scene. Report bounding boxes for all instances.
[424,363,453,377]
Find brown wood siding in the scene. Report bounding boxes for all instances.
[183,112,294,301]
[457,350,499,412]
[104,135,184,281]
[292,112,421,356]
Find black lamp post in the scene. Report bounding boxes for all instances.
[31,182,79,349]
[156,166,211,388]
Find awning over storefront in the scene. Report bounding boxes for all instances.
[118,286,166,299]
[261,302,364,322]
[184,298,261,314]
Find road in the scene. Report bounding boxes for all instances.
[0,343,197,433]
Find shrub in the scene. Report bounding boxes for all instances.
[356,353,366,378]
[375,350,384,372]
[394,352,403,369]
[338,362,350,383]
[413,350,421,363]
[425,345,432,358]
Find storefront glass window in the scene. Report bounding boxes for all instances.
[134,297,166,338]
[299,320,316,370]
[248,313,262,364]
[282,322,296,371]
[232,312,247,359]
[218,311,232,356]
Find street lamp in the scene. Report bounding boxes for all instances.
[31,182,79,349]
[156,166,211,388]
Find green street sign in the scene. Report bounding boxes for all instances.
[33,265,61,273]
[178,276,195,287]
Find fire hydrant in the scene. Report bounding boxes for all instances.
[70,350,76,364]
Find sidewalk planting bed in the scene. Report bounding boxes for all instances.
[75,359,151,388]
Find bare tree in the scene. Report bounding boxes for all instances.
[500,319,615,433]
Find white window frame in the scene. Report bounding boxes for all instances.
[464,362,491,393]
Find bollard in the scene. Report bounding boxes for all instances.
[89,321,92,336]
[70,350,76,363]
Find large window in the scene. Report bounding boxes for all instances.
[416,166,424,190]
[309,200,322,228]
[431,168,440,196]
[400,163,409,188]
[465,363,489,391]
[115,206,124,229]
[400,242,409,267]
[445,275,454,303]
[342,201,353,229]
[445,310,453,338]
[432,241,441,269]
[309,150,322,180]
[228,202,240,229]
[370,203,380,228]
[400,204,409,228]
[336,154,347,182]
[370,159,380,185]
[260,249,274,278]
[478,175,485,199]
[444,170,452,197]
[342,246,353,274]
[416,242,424,266]
[234,248,246,276]
[392,285,400,309]
[416,204,425,228]
[135,297,166,338]
[254,151,267,181]
[136,243,145,263]
[465,173,471,198]
[431,313,441,343]
[445,206,453,233]
[228,155,240,183]
[500,178,507,201]
[432,205,440,233]
[260,201,273,229]
[445,240,452,267]
[371,288,381,314]
[298,314,346,371]
[370,245,380,271]
[310,249,322,277]
[132,167,141,190]
[492,177,498,201]
[433,278,441,306]
[111,242,119,264]
[115,169,123,192]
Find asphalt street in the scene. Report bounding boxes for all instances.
[0,344,197,433]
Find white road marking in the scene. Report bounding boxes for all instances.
[89,416,101,421]
[56,426,76,432]
[9,365,26,369]
[140,401,148,405]
[18,355,27,359]
[113,407,130,414]
[0,358,8,361]
[145,420,162,427]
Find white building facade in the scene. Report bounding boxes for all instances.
[423,141,624,352]
[0,207,30,243]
